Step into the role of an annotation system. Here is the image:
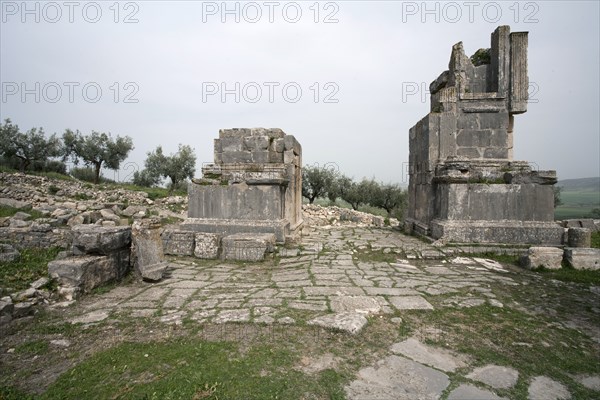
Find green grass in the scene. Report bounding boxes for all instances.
[103,183,187,200]
[353,247,397,263]
[555,206,597,220]
[538,266,600,285]
[0,386,35,400]
[0,247,62,293]
[0,205,45,220]
[555,189,600,219]
[464,252,520,266]
[0,165,73,181]
[15,339,49,355]
[404,305,600,399]
[591,231,600,249]
[42,339,346,400]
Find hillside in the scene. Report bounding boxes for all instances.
[557,177,600,192]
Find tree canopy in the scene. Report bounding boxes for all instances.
[0,119,61,171]
[62,130,134,184]
[302,164,338,204]
[135,144,196,192]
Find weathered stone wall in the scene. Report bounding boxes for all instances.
[188,184,284,220]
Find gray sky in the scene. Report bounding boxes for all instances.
[1,0,599,183]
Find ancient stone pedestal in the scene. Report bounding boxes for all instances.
[170,128,302,261]
[404,26,563,245]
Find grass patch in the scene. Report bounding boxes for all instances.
[591,231,600,249]
[15,339,49,355]
[70,192,92,201]
[103,183,187,201]
[353,247,397,263]
[538,266,600,285]
[0,386,35,400]
[0,247,62,293]
[466,252,520,266]
[0,205,45,220]
[555,188,600,220]
[42,338,346,399]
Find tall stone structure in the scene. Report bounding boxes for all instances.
[404,26,563,245]
[181,128,303,244]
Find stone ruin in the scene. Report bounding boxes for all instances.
[404,26,564,245]
[163,128,303,261]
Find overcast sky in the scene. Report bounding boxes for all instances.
[1,0,599,184]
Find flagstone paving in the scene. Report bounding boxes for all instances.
[57,225,597,399]
[69,226,513,330]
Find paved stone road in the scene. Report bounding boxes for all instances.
[63,225,594,399]
[70,226,513,328]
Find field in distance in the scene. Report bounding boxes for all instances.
[555,177,600,220]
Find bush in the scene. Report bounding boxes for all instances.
[48,185,60,195]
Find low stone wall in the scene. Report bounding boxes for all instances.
[0,226,71,250]
[302,204,394,228]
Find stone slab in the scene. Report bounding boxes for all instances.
[329,296,381,314]
[389,296,434,310]
[308,312,368,335]
[345,355,449,400]
[390,338,467,373]
[466,364,519,389]
[528,376,571,400]
[447,384,507,400]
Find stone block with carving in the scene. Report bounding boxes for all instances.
[194,233,221,259]
[222,233,275,262]
[162,229,195,256]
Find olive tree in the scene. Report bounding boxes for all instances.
[63,130,134,184]
[0,119,61,171]
[142,144,196,192]
[302,164,338,204]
